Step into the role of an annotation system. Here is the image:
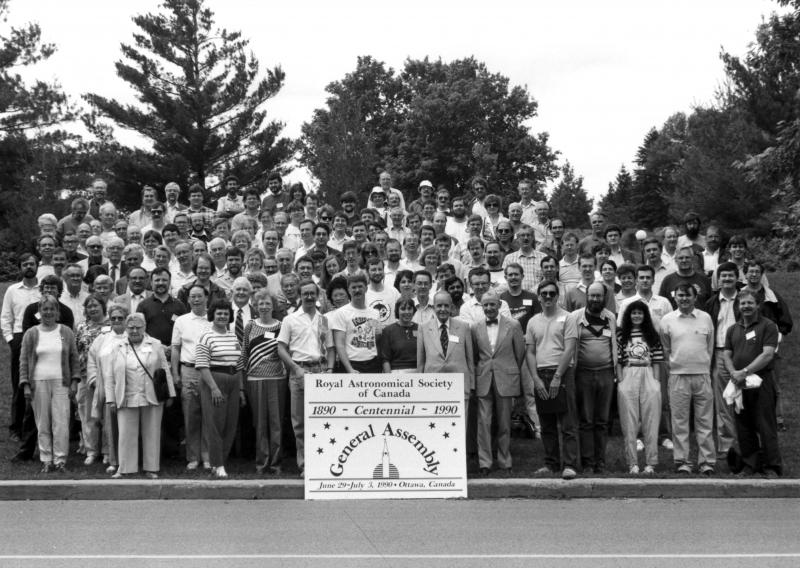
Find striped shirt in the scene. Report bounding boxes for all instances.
[237,320,284,379]
[195,329,241,369]
[617,329,664,367]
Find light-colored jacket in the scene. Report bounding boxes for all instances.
[105,334,176,408]
[19,324,80,390]
[87,331,126,419]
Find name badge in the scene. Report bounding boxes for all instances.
[264,331,275,339]
[557,316,566,323]
[101,326,111,333]
[522,299,533,306]
[140,346,153,354]
[448,334,460,344]
[171,314,178,322]
[745,330,756,341]
[412,330,418,338]
[35,312,41,320]
[602,329,612,338]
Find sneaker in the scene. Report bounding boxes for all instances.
[636,439,645,452]
[535,466,553,475]
[661,439,674,451]
[561,467,577,480]
[629,465,640,475]
[54,463,67,473]
[111,471,124,479]
[214,466,228,479]
[643,465,655,475]
[202,461,212,470]
[145,472,159,480]
[84,455,98,466]
[186,461,199,471]
[699,464,715,476]
[105,465,117,475]
[40,462,54,474]
[676,464,692,475]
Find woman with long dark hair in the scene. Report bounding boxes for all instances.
[616,300,663,475]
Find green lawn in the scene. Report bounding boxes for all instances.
[1,275,797,479]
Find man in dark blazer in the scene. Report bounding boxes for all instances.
[417,291,475,412]
[472,290,525,475]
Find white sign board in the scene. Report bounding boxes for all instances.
[304,373,467,499]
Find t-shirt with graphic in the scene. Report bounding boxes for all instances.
[328,304,381,362]
[366,286,401,326]
[617,328,664,367]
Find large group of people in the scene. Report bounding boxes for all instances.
[0,172,792,479]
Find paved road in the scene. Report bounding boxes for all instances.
[0,499,797,567]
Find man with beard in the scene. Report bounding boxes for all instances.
[163,181,188,223]
[214,247,245,297]
[660,283,715,475]
[677,211,706,251]
[722,290,782,477]
[485,241,507,292]
[57,197,94,240]
[383,239,403,289]
[503,224,544,294]
[260,171,290,216]
[216,175,244,219]
[659,246,711,309]
[186,185,215,233]
[329,273,382,373]
[445,195,469,245]
[366,258,400,327]
[501,262,541,335]
[562,281,618,473]
[445,276,466,316]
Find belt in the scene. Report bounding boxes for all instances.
[181,362,195,367]
[209,365,238,374]
[293,359,325,368]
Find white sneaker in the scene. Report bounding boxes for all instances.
[214,466,228,478]
[629,465,640,474]
[643,465,655,475]
[561,467,577,480]
[636,439,645,452]
[202,461,212,470]
[105,465,117,474]
[661,439,674,451]
[84,455,98,466]
[186,461,199,471]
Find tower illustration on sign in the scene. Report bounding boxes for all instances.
[372,436,399,479]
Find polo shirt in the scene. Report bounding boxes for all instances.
[171,312,213,364]
[558,256,581,287]
[501,290,541,335]
[659,308,714,374]
[724,316,779,371]
[525,308,569,368]
[137,295,188,346]
[277,309,327,362]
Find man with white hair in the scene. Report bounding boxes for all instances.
[368,171,407,212]
[79,236,105,273]
[37,213,58,240]
[98,202,119,247]
[102,237,127,291]
[163,181,187,222]
[230,277,256,345]
[88,178,111,219]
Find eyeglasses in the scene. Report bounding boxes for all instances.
[88,244,103,249]
[539,291,558,298]
[496,229,511,234]
[109,316,125,322]
[152,210,163,215]
[486,203,499,208]
[320,216,331,221]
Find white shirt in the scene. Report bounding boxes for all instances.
[1,281,41,340]
[458,296,511,327]
[277,309,326,362]
[616,292,673,329]
[171,312,212,364]
[486,318,499,350]
[60,288,89,331]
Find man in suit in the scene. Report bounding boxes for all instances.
[102,237,128,293]
[473,290,525,475]
[417,291,475,425]
[112,266,151,314]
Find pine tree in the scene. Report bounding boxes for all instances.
[549,161,592,229]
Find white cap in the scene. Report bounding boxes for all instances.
[419,180,434,188]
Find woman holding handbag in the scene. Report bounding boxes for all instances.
[105,313,175,479]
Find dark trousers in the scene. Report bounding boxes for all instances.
[538,368,578,470]
[350,358,382,374]
[9,333,24,435]
[575,367,615,470]
[737,371,782,475]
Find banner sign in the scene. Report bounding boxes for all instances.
[304,373,467,500]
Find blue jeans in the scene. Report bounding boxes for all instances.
[575,367,615,470]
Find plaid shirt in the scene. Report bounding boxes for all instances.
[502,248,545,293]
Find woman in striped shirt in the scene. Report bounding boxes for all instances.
[196,300,245,479]
[238,290,286,474]
[616,300,664,475]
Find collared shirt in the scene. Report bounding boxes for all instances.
[387,227,409,245]
[137,294,188,346]
[217,195,244,216]
[171,311,212,364]
[129,293,147,315]
[171,269,195,297]
[458,296,511,327]
[659,308,714,374]
[616,292,673,329]
[60,289,89,330]
[486,318,499,349]
[278,309,327,362]
[1,281,41,340]
[186,206,216,231]
[329,233,349,251]
[703,249,720,276]
[558,256,581,288]
[715,292,738,349]
[502,248,544,293]
[231,210,259,232]
[725,316,779,371]
[412,300,436,326]
[232,303,253,332]
[564,307,618,370]
[164,201,188,223]
[128,208,152,230]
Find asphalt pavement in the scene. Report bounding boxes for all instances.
[0,498,797,567]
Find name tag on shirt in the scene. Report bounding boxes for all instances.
[101,326,111,333]
[602,329,612,338]
[412,330,418,338]
[140,346,153,354]
[35,312,41,320]
[171,314,178,322]
[745,330,756,341]
[522,299,533,306]
[557,316,566,323]
[264,331,275,339]
[448,334,460,344]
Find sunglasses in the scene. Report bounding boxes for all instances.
[486,203,499,208]
[497,229,511,234]
[539,291,558,298]
[320,216,331,221]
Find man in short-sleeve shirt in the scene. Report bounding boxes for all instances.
[328,274,381,373]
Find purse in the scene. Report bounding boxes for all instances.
[534,368,568,414]
[129,340,170,402]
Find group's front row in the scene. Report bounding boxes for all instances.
[18,277,781,480]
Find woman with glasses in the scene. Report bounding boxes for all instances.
[75,294,109,466]
[244,248,267,277]
[87,303,129,474]
[19,295,81,473]
[481,194,507,241]
[141,230,163,272]
[106,313,175,479]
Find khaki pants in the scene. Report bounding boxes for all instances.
[618,366,660,468]
[117,404,164,474]
[32,380,70,465]
[669,373,715,468]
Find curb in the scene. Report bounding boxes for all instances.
[1,478,798,500]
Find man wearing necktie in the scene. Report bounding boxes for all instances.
[473,291,525,476]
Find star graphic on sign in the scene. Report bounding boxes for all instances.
[429,422,436,429]
[311,433,316,438]
[317,448,324,454]
[329,438,336,445]
[323,422,331,430]
[443,432,450,439]
[453,447,458,452]
[451,422,456,427]
[344,426,349,431]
